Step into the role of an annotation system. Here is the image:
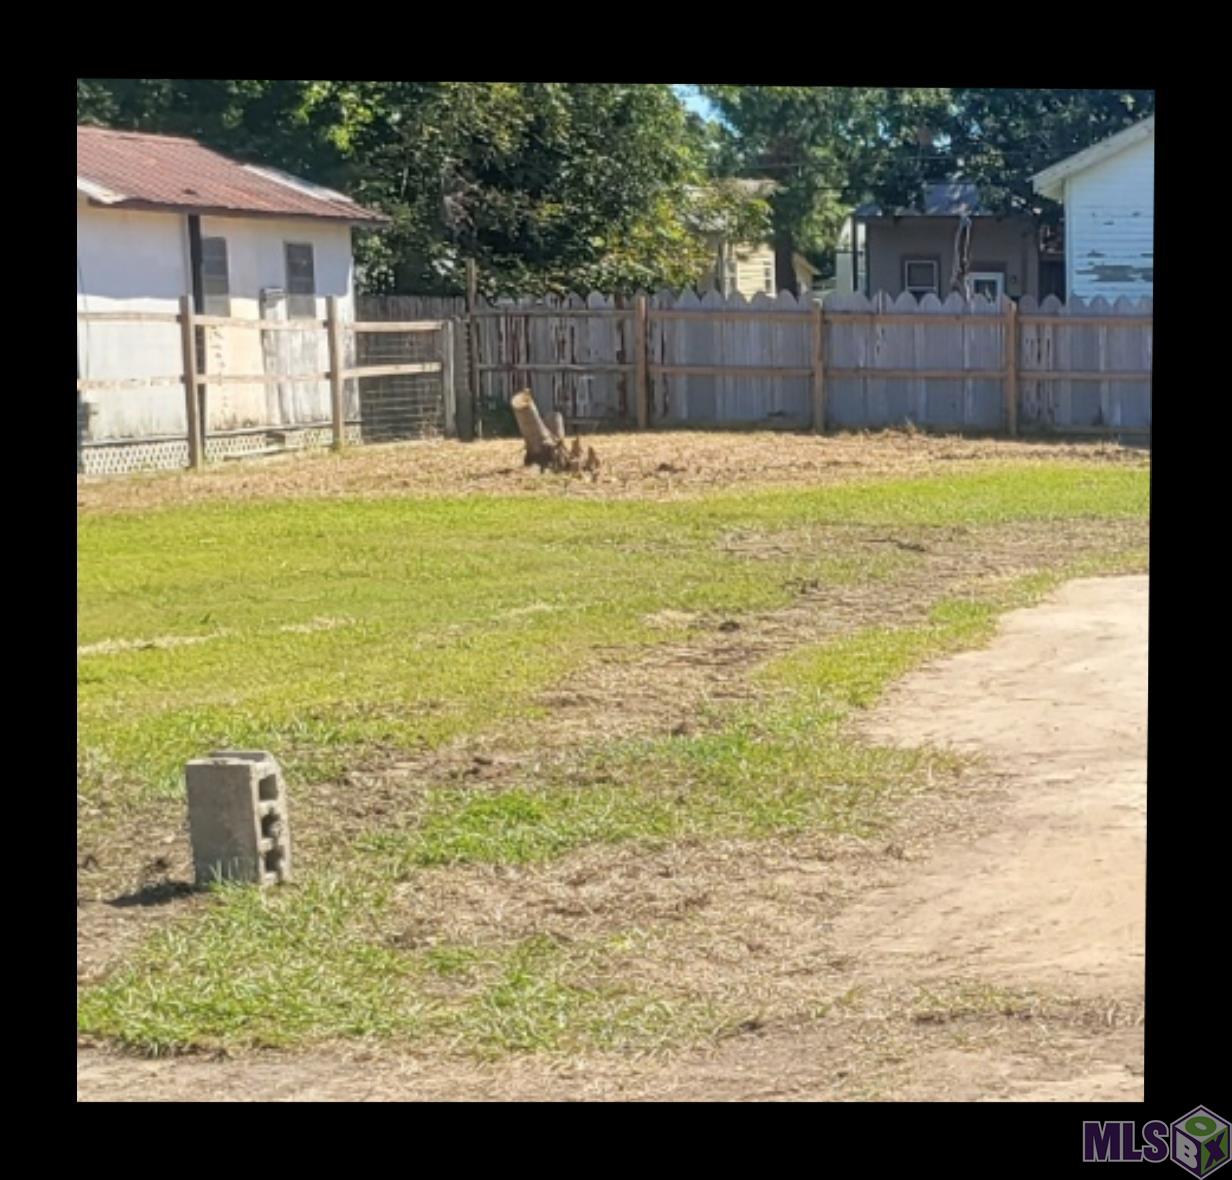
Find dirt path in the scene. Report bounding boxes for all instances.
[839,574,1148,1007]
[77,575,1147,1101]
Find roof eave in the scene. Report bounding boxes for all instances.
[1030,115,1155,196]
[1033,176,1065,202]
[81,197,389,226]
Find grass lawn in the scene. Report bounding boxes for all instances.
[77,449,1149,1056]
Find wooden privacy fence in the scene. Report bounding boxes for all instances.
[459,289,1151,437]
[78,287,1151,474]
[76,296,456,473]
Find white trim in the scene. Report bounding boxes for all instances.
[970,271,1004,300]
[241,164,357,207]
[77,177,125,204]
[1031,115,1155,201]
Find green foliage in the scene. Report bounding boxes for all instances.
[77,80,759,298]
[697,86,1155,286]
[943,89,1155,221]
[78,82,1154,295]
[698,86,954,290]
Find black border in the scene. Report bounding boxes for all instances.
[63,52,1218,1172]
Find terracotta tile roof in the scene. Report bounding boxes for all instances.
[76,125,387,224]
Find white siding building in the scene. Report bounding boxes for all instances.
[1032,115,1154,302]
[77,126,385,466]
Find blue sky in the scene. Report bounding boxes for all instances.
[673,85,719,123]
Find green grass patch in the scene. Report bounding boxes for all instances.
[77,462,1148,1056]
[79,895,728,1058]
[77,874,424,1053]
[79,463,1146,807]
[367,549,1145,873]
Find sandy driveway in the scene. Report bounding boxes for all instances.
[77,575,1148,1101]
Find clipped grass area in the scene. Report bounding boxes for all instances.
[79,884,729,1057]
[77,874,423,1051]
[78,463,1146,806]
[78,459,1149,1057]
[79,556,1145,1056]
[368,548,1144,872]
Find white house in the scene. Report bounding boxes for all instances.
[1032,115,1154,302]
[77,125,386,460]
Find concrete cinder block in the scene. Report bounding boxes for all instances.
[185,750,292,887]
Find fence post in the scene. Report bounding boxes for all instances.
[634,294,649,429]
[811,302,826,434]
[327,296,346,452]
[178,294,204,470]
[442,319,457,437]
[462,260,479,441]
[1004,298,1019,437]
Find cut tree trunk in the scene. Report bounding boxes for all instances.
[510,389,600,477]
[511,390,559,469]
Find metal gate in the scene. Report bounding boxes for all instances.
[353,315,457,443]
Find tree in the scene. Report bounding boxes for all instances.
[695,87,1155,292]
[698,86,952,295]
[77,80,753,297]
[942,89,1155,222]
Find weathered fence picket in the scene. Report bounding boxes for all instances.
[78,287,1151,474]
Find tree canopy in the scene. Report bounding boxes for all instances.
[698,86,1154,292]
[77,80,767,298]
[942,88,1154,221]
[78,82,1153,298]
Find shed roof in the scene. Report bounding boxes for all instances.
[855,182,991,219]
[76,125,387,224]
[1031,115,1155,201]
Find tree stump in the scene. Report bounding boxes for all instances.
[509,390,600,478]
[511,391,558,469]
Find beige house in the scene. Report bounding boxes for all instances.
[690,179,820,300]
[699,237,819,300]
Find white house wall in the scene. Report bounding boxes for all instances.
[1064,136,1154,301]
[77,200,190,439]
[77,203,356,441]
[197,216,354,433]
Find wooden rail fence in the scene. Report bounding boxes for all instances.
[76,296,454,470]
[77,288,1151,474]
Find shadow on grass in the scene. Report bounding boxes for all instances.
[110,881,198,908]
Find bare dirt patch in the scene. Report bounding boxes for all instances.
[838,576,1148,1009]
[76,430,1146,513]
[78,574,1148,1101]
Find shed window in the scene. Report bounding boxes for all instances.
[903,259,939,297]
[200,237,230,317]
[285,243,317,319]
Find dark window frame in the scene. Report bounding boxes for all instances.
[903,256,941,297]
[200,236,231,318]
[284,242,317,320]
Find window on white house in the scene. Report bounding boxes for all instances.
[200,237,230,317]
[903,259,939,297]
[763,260,774,293]
[285,243,317,319]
